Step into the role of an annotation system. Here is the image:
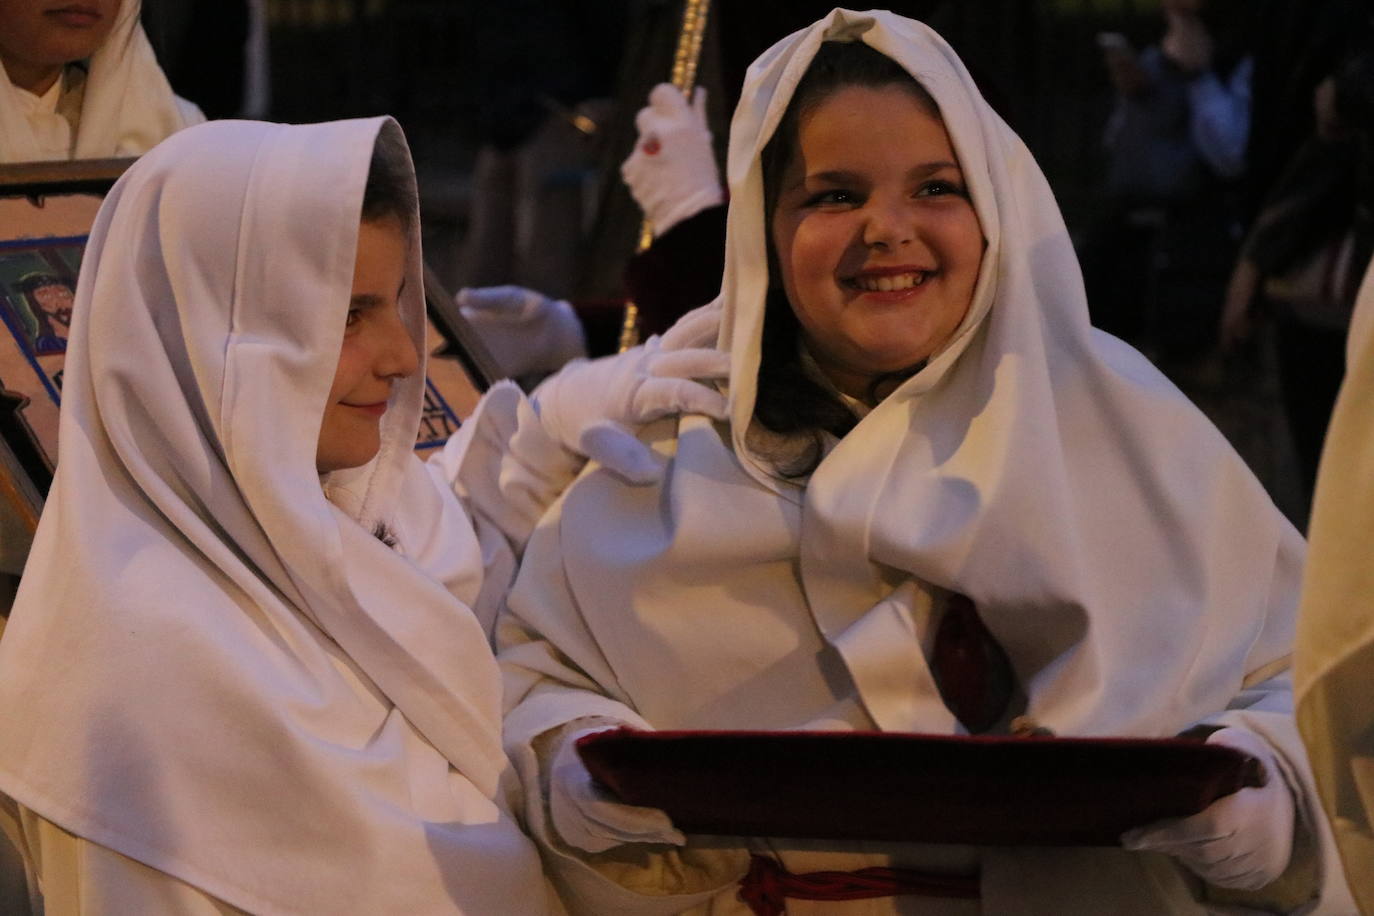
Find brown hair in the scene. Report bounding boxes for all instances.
[361,126,417,232]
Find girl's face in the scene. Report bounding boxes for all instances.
[770,83,984,402]
[0,0,122,93]
[316,216,419,474]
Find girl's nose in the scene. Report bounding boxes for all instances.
[377,310,420,380]
[862,195,916,251]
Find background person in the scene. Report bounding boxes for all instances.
[1077,0,1256,366]
[1295,261,1374,915]
[0,0,203,162]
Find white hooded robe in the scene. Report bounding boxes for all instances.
[497,10,1354,915]
[0,117,562,915]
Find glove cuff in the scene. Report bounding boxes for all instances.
[652,186,726,238]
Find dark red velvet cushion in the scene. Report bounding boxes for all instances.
[576,728,1264,846]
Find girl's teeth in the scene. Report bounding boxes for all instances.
[856,272,925,292]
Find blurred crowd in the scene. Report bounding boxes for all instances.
[435,0,1374,528]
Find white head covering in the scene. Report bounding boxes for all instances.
[0,0,202,162]
[0,118,547,913]
[1295,261,1374,910]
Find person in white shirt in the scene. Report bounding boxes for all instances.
[0,0,203,162]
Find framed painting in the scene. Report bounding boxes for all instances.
[0,160,118,576]
[0,159,499,579]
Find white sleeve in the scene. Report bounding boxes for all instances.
[1180,520,1357,913]
[428,381,585,559]
[407,381,587,640]
[496,516,749,914]
[1188,56,1252,179]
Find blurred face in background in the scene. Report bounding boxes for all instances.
[0,0,122,94]
[1162,0,1203,15]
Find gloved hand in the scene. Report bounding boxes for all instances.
[550,726,686,853]
[620,84,724,237]
[1120,727,1295,890]
[457,285,587,380]
[659,301,723,351]
[531,320,728,485]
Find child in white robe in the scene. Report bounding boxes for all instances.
[0,115,725,914]
[0,0,203,162]
[497,10,1356,914]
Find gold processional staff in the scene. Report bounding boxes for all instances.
[617,0,711,352]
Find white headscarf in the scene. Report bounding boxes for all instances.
[0,118,547,914]
[0,0,202,162]
[1295,261,1374,911]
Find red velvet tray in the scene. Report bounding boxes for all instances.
[576,728,1264,847]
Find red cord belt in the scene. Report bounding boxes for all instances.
[738,854,979,915]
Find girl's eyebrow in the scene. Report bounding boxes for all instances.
[802,169,865,186]
[909,161,961,178]
[349,293,387,309]
[350,278,405,309]
[794,161,962,189]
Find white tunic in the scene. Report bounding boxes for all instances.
[497,10,1355,915]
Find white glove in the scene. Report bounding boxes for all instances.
[1120,728,1295,890]
[531,326,728,485]
[457,285,586,380]
[550,727,686,853]
[620,84,724,237]
[659,301,723,351]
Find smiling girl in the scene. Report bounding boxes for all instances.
[497,11,1353,915]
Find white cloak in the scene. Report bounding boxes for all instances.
[498,10,1355,915]
[0,118,560,914]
